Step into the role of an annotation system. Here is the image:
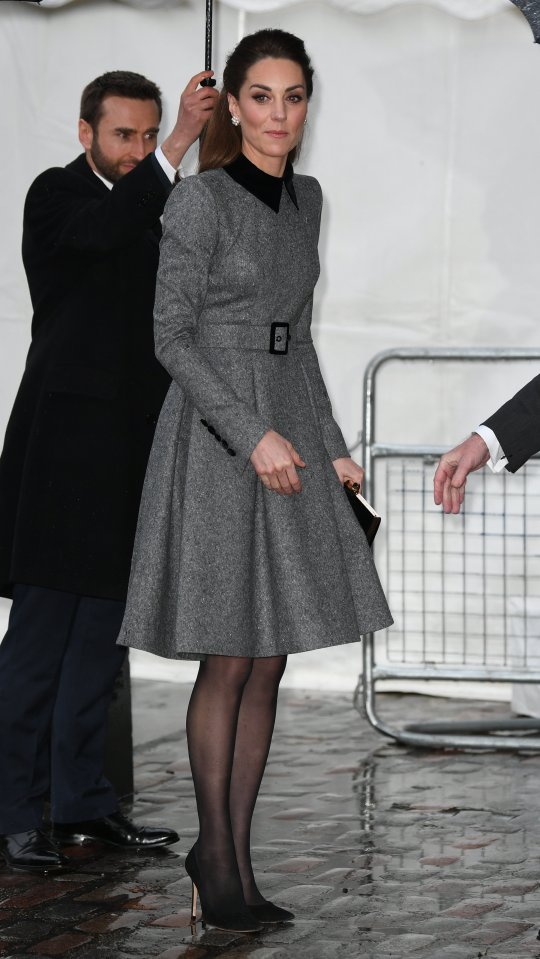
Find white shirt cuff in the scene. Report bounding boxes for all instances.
[155,145,180,184]
[475,424,508,473]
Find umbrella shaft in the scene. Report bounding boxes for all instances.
[205,0,213,71]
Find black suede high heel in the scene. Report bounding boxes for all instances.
[249,900,295,923]
[185,846,263,934]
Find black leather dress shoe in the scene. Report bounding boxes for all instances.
[53,811,179,848]
[0,828,70,873]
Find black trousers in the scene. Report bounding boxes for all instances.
[0,584,126,834]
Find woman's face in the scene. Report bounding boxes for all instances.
[228,57,308,175]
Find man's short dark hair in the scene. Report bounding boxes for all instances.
[80,71,163,129]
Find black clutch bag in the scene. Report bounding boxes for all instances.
[344,481,381,546]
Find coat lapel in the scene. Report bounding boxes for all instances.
[66,154,110,195]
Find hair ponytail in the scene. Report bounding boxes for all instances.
[199,90,242,173]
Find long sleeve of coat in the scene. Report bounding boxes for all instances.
[295,295,349,462]
[153,176,271,473]
[483,373,540,473]
[298,183,349,462]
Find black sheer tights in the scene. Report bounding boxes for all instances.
[186,654,287,911]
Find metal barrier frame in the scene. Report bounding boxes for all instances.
[355,347,540,751]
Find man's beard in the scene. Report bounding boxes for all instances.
[90,136,139,184]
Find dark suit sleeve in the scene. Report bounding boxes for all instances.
[24,153,172,257]
[482,373,540,473]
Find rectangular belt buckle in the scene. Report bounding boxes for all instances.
[269,322,290,355]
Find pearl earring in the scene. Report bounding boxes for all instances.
[231,115,241,127]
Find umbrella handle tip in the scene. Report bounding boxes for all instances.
[200,77,217,88]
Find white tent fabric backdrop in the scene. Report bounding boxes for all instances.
[32,0,514,17]
[1,0,539,694]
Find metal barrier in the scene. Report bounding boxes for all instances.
[354,347,540,751]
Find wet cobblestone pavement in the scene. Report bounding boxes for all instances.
[1,681,540,958]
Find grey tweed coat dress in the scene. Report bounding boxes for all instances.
[117,154,392,660]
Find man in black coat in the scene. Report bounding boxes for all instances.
[433,375,540,512]
[0,69,218,872]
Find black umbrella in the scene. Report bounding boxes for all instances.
[200,0,217,87]
[511,0,540,42]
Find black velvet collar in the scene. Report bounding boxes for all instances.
[224,152,298,213]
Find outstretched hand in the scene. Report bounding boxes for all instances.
[433,434,490,514]
[250,430,306,496]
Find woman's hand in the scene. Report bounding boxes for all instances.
[332,456,365,491]
[250,430,306,495]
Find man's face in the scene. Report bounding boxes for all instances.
[79,96,160,183]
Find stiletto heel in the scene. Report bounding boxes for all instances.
[185,845,263,933]
[191,881,198,925]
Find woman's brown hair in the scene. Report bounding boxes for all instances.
[199,28,314,173]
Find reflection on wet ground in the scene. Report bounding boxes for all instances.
[1,682,540,958]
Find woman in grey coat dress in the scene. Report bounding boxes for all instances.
[118,29,392,934]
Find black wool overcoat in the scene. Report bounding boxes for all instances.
[0,153,172,600]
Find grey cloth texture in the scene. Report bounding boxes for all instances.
[117,168,393,660]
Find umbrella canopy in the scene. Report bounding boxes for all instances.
[25,0,510,16]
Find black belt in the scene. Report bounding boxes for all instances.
[197,323,312,355]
